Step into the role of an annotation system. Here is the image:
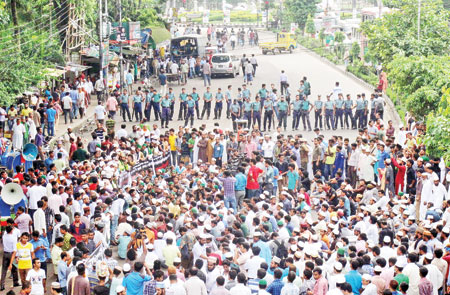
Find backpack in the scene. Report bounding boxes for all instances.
[304,81,311,96]
[273,240,288,259]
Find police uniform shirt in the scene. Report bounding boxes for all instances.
[244,101,253,111]
[152,93,161,103]
[264,100,273,110]
[191,92,199,101]
[242,89,251,99]
[225,91,232,102]
[335,99,344,109]
[204,92,212,101]
[120,94,129,104]
[252,101,261,111]
[356,99,365,110]
[344,99,353,109]
[325,100,335,110]
[278,101,289,111]
[145,93,153,104]
[216,93,224,101]
[161,98,171,107]
[179,93,188,102]
[187,99,195,108]
[301,100,311,111]
[133,95,142,103]
[168,92,175,101]
[258,88,268,99]
[292,100,302,111]
[231,103,240,113]
[314,100,323,110]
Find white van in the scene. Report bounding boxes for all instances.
[211,53,240,77]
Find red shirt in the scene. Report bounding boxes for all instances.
[246,165,263,190]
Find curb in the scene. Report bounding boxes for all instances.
[298,45,403,127]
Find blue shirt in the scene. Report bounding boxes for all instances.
[118,235,131,259]
[122,272,152,295]
[273,167,279,187]
[287,170,299,190]
[46,108,56,122]
[377,150,390,169]
[30,237,49,262]
[253,240,272,264]
[44,157,54,170]
[213,143,224,158]
[345,270,362,295]
[58,259,68,288]
[235,173,247,191]
[266,279,285,295]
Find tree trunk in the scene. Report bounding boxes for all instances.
[10,0,19,37]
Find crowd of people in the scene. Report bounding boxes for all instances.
[2,26,450,295]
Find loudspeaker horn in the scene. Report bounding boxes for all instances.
[2,183,24,205]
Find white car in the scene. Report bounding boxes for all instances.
[211,53,240,77]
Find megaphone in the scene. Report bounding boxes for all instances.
[2,183,24,205]
[23,143,38,161]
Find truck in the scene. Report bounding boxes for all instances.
[259,32,297,55]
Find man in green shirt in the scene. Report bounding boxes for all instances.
[252,96,261,129]
[151,89,161,121]
[178,88,188,121]
[301,96,313,131]
[201,87,212,120]
[230,99,241,132]
[161,94,171,128]
[214,88,224,120]
[344,94,354,129]
[334,93,345,130]
[355,94,365,129]
[263,97,274,132]
[277,96,289,131]
[168,87,175,120]
[185,95,196,128]
[243,97,253,128]
[191,87,200,119]
[314,95,323,130]
[71,142,89,162]
[132,90,143,122]
[258,84,268,110]
[119,89,132,122]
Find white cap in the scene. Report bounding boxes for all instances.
[374,265,383,273]
[395,260,407,268]
[334,262,343,271]
[123,263,131,272]
[116,286,126,293]
[424,253,434,261]
[362,274,372,281]
[336,275,346,284]
[383,236,391,243]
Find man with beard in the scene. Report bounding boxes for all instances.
[193,234,208,268]
[205,257,222,293]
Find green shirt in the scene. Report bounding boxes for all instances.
[277,101,289,111]
[264,100,273,110]
[191,93,199,101]
[258,88,268,98]
[152,93,161,103]
[356,99,365,110]
[252,101,261,111]
[120,94,129,104]
[145,93,153,104]
[133,95,142,103]
[301,100,311,111]
[243,101,253,111]
[335,99,344,109]
[242,89,251,99]
[231,103,240,113]
[204,92,212,101]
[314,100,323,109]
[216,93,224,101]
[187,100,195,108]
[179,93,188,102]
[161,98,171,107]
[292,100,302,111]
[344,99,353,109]
[324,100,335,110]
[168,92,175,102]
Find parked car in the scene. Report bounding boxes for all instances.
[211,53,240,77]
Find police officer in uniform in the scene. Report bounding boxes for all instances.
[334,93,344,129]
[144,89,153,121]
[263,96,274,132]
[190,88,200,119]
[301,96,313,131]
[314,95,323,130]
[354,94,365,129]
[132,90,143,122]
[252,96,262,129]
[178,88,188,120]
[161,94,171,128]
[258,84,268,111]
[369,94,377,121]
[277,96,289,130]
[214,88,224,120]
[243,97,253,128]
[291,95,302,131]
[361,93,368,127]
[230,100,241,132]
[185,95,195,128]
[120,89,132,122]
[344,94,354,129]
[324,95,335,130]
[168,88,175,120]
[201,87,213,120]
[151,89,161,121]
[226,85,232,119]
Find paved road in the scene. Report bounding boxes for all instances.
[78,30,394,143]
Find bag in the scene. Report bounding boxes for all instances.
[181,243,190,260]
[273,240,288,259]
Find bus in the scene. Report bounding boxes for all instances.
[170,34,208,60]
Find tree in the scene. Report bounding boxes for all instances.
[284,0,318,30]
[350,42,360,62]
[305,14,315,36]
[386,55,450,119]
[361,0,450,65]
[334,31,345,59]
[318,28,325,45]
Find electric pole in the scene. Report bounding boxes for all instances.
[119,0,124,90]
[99,0,104,81]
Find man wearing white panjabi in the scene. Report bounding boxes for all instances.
[357,147,376,182]
[420,173,435,220]
[12,118,25,151]
[430,175,447,203]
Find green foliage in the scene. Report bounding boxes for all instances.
[305,14,315,35]
[347,60,379,87]
[361,0,450,65]
[297,35,343,65]
[109,0,165,27]
[334,31,345,43]
[318,28,325,45]
[386,55,450,119]
[350,42,360,61]
[151,27,171,44]
[284,0,319,30]
[179,10,258,23]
